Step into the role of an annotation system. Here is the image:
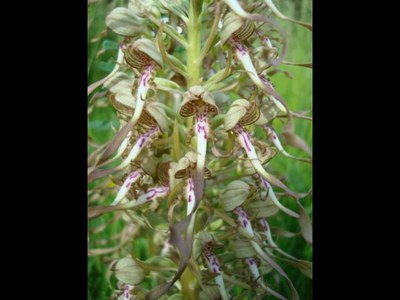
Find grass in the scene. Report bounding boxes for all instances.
[88,0,312,299]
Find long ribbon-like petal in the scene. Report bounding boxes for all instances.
[194,110,209,199]
[258,175,299,218]
[88,48,124,95]
[88,126,159,182]
[264,0,312,31]
[95,131,133,169]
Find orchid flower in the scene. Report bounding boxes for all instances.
[179,86,219,200]
[132,161,171,208]
[122,39,163,126]
[221,12,289,107]
[89,103,169,182]
[224,99,297,195]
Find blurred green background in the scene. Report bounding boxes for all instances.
[88,0,312,299]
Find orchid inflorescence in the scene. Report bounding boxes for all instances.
[88,0,312,299]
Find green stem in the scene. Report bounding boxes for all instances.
[187,0,203,86]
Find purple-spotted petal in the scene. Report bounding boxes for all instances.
[233,207,254,237]
[131,64,155,124]
[111,169,142,206]
[135,185,169,206]
[186,172,196,215]
[203,249,229,300]
[115,125,159,171]
[194,110,209,200]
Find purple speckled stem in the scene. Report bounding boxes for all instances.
[131,64,155,124]
[110,169,142,206]
[115,125,159,172]
[203,248,229,300]
[258,173,299,218]
[186,171,196,215]
[194,109,209,200]
[233,207,255,237]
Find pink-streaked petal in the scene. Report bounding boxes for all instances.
[110,169,142,206]
[134,186,169,206]
[194,111,209,200]
[123,284,132,300]
[245,257,260,279]
[233,207,255,237]
[186,172,196,215]
[130,64,155,124]
[233,41,264,88]
[203,249,229,300]
[115,126,159,171]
